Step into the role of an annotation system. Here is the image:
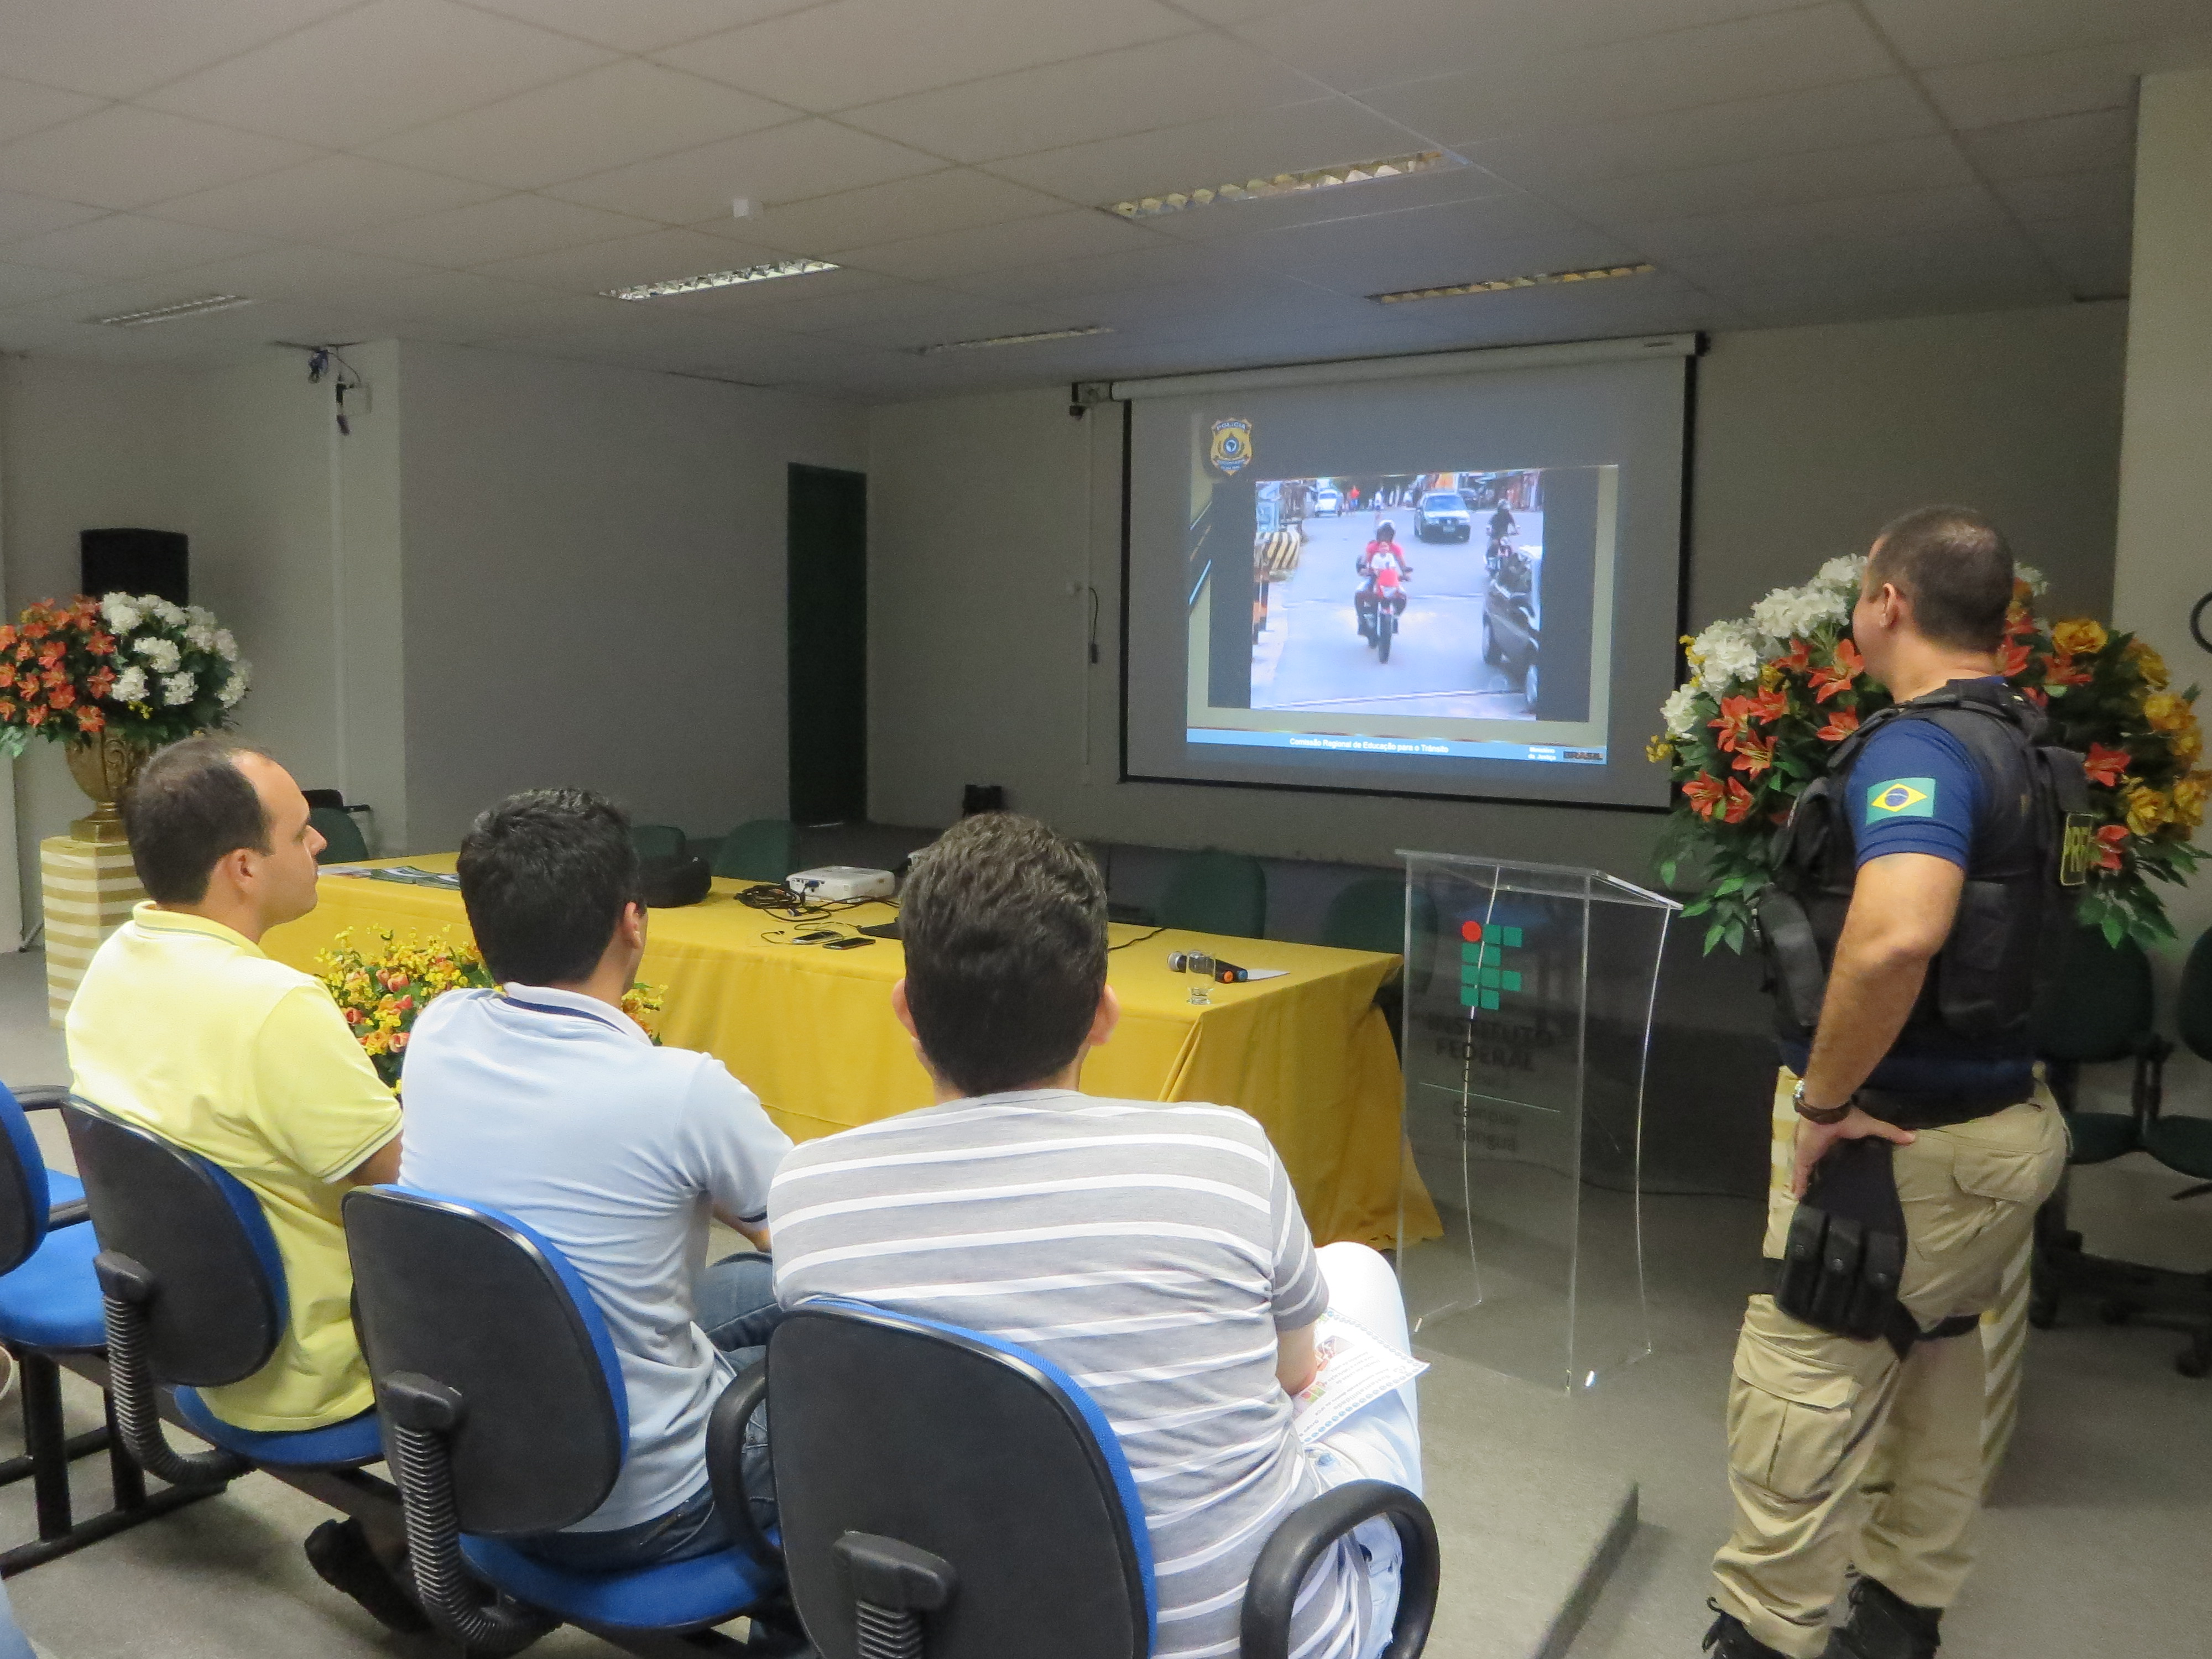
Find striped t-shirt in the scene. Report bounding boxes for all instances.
[770,1091,1367,1659]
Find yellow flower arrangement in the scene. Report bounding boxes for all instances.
[2124,638,2169,688]
[318,928,664,1087]
[2143,690,2193,734]
[2124,783,2171,837]
[2049,617,2108,657]
[2175,771,2211,832]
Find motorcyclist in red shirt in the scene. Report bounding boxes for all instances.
[1355,521,1412,639]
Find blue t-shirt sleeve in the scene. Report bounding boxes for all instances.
[1847,721,1980,869]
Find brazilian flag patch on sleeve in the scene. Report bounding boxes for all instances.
[1865,778,1936,822]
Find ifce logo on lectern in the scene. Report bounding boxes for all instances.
[1457,918,1524,1011]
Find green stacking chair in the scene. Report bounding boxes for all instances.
[2143,927,2212,1205]
[2033,924,2163,1165]
[309,805,368,865]
[630,823,686,861]
[1322,874,1440,1055]
[1157,849,1267,940]
[713,819,799,884]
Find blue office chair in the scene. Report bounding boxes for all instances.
[60,1099,385,1484]
[342,1186,790,1656]
[761,1298,1439,1659]
[0,1084,223,1571]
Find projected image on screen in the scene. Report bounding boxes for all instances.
[1247,470,1551,721]
[1121,337,1688,808]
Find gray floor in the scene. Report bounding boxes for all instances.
[2,948,2207,1658]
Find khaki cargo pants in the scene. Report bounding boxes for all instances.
[1711,1095,2067,1657]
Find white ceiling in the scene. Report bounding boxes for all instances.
[0,0,2205,400]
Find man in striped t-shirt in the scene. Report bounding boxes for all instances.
[771,815,1422,1659]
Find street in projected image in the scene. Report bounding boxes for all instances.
[1250,471,1544,719]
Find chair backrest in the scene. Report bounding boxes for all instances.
[61,1099,286,1386]
[0,1084,53,1279]
[2032,924,2156,1065]
[1322,875,1438,1001]
[1157,849,1267,939]
[2181,926,2212,1063]
[310,805,369,865]
[630,823,687,862]
[343,1186,627,1537]
[769,1299,1152,1659]
[713,818,799,883]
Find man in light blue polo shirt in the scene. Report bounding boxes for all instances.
[399,789,792,1572]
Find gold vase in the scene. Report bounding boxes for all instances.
[64,729,153,844]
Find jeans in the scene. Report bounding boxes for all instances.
[516,1251,783,1574]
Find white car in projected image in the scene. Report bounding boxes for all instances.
[1413,491,1472,541]
[1311,487,1343,517]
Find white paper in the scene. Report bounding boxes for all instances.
[1243,968,1291,981]
[1290,1310,1427,1444]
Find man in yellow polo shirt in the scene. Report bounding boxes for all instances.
[67,737,418,1630]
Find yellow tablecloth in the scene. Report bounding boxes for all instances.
[263,858,1439,1249]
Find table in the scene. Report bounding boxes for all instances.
[263,858,1439,1249]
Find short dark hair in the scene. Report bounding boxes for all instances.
[457,790,639,985]
[899,813,1108,1098]
[121,737,272,903]
[1867,505,2014,650]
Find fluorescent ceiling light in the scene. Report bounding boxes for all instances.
[91,294,254,326]
[915,324,1113,354]
[1106,150,1458,220]
[603,258,838,301]
[1371,263,1657,304]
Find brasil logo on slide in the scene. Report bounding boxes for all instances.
[1208,417,1254,475]
[1459,919,1524,1011]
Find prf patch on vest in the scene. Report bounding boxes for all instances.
[1865,777,1936,821]
[2059,812,2097,886]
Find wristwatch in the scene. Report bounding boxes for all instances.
[1792,1079,1853,1125]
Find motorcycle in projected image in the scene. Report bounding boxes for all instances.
[1246,468,1545,719]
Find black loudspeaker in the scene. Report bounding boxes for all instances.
[639,854,712,909]
[81,529,189,604]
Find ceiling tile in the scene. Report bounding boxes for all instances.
[0,78,106,148]
[1237,0,1853,98]
[1993,168,2135,225]
[1467,78,1938,192]
[811,297,1095,352]
[838,33,1317,165]
[1361,6,1897,149]
[471,225,792,290]
[1,213,274,279]
[717,276,967,332]
[939,237,1262,301]
[1954,108,2138,181]
[1919,32,2212,129]
[548,119,945,222]
[702,169,1071,256]
[0,262,97,310]
[0,191,110,244]
[981,98,1413,206]
[1249,210,1643,299]
[1137,160,1525,243]
[180,244,446,301]
[351,268,582,320]
[834,209,1164,281]
[1858,0,2210,72]
[4,270,278,326]
[461,291,670,337]
[0,1,358,100]
[654,0,1197,113]
[0,106,319,212]
[1548,135,1975,227]
[1636,184,2016,268]
[2022,213,2132,298]
[456,0,825,53]
[333,194,662,266]
[142,0,617,149]
[148,155,507,241]
[360,60,799,191]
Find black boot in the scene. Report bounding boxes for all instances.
[1825,1577,1941,1659]
[305,1517,432,1635]
[1704,1600,1792,1658]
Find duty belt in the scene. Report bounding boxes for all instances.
[1855,1087,2027,1130]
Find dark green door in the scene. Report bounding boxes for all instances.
[787,463,868,824]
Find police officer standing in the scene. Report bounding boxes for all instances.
[1704,508,2075,1659]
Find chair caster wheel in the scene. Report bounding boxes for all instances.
[2099,1300,2132,1326]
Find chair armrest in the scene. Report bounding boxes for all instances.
[46,1199,90,1228]
[706,1360,779,1571]
[1241,1480,1438,1659]
[11,1086,71,1113]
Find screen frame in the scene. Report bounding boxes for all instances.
[1115,338,1701,815]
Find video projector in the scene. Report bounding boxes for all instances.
[785,865,896,902]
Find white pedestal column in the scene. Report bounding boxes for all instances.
[40,834,143,1026]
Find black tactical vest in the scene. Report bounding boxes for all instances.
[1755,677,2089,1062]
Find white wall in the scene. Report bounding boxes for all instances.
[395,343,867,852]
[0,351,353,923]
[867,301,2131,880]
